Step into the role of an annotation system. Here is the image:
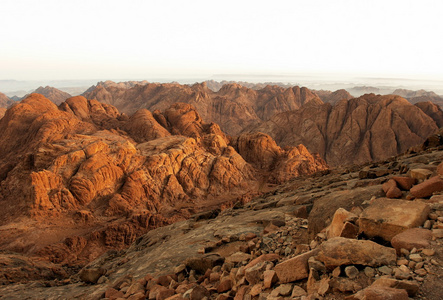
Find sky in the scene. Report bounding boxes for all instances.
[1,0,443,81]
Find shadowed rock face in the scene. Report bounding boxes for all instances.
[83,82,323,136]
[0,92,14,108]
[0,94,326,267]
[248,94,439,166]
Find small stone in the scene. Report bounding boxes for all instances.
[249,283,262,297]
[189,286,209,300]
[245,262,266,285]
[397,259,408,266]
[429,213,438,220]
[364,267,375,278]
[263,270,277,289]
[408,261,416,269]
[332,266,341,277]
[278,283,293,297]
[156,289,175,300]
[430,259,438,265]
[409,254,423,262]
[345,266,359,279]
[310,240,318,249]
[432,229,443,238]
[317,278,330,296]
[217,278,232,293]
[400,248,410,257]
[378,266,392,275]
[423,220,432,229]
[414,269,427,276]
[291,285,307,297]
[308,256,326,273]
[414,262,424,270]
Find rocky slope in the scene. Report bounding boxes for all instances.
[392,89,443,107]
[1,130,442,299]
[0,94,326,272]
[24,86,72,105]
[204,80,294,92]
[0,92,14,118]
[313,89,353,105]
[83,81,323,136]
[248,94,440,166]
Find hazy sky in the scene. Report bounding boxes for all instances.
[1,0,443,81]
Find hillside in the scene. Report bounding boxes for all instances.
[0,94,326,271]
[247,94,440,166]
[83,81,323,136]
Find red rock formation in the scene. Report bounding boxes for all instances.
[0,94,325,267]
[415,101,443,128]
[83,81,323,135]
[249,94,439,166]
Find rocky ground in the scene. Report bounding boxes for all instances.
[1,137,443,299]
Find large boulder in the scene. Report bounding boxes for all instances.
[358,198,430,241]
[347,285,409,300]
[274,249,319,283]
[410,176,443,198]
[316,237,396,269]
[325,208,358,239]
[390,228,433,253]
[308,186,384,239]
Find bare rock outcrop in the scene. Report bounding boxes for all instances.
[0,94,324,268]
[249,94,439,166]
[83,81,323,136]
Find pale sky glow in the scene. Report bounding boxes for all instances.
[1,0,443,80]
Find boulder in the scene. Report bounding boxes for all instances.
[244,253,279,269]
[382,179,402,198]
[358,198,430,241]
[392,177,416,191]
[274,249,319,283]
[372,277,419,296]
[347,285,408,300]
[245,262,266,285]
[78,267,106,284]
[185,254,225,274]
[316,237,396,269]
[410,176,443,198]
[409,169,433,181]
[390,228,433,253]
[263,270,278,289]
[325,208,358,239]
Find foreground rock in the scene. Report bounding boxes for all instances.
[358,198,430,241]
[316,237,397,269]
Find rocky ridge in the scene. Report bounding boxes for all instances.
[24,86,72,105]
[1,128,443,299]
[0,92,14,118]
[249,94,441,166]
[0,94,326,272]
[82,81,323,136]
[312,90,353,105]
